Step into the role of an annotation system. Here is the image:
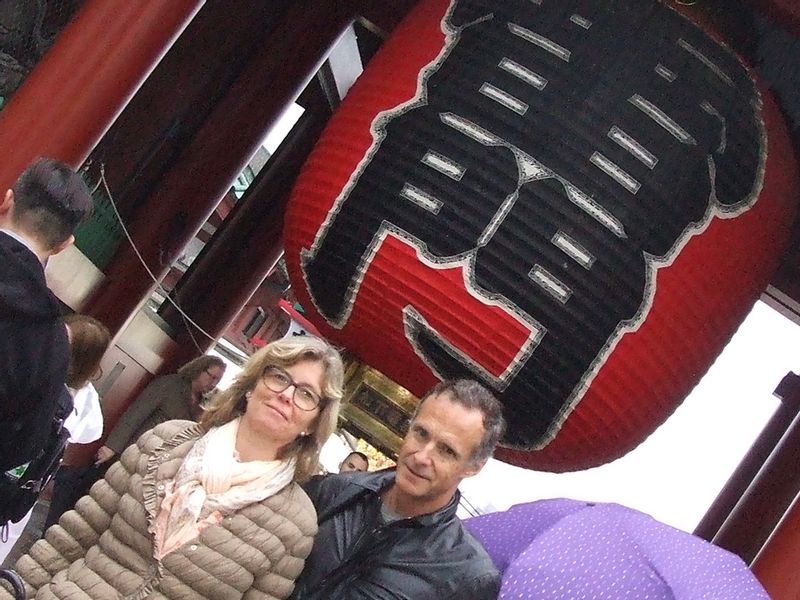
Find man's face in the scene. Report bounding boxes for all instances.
[340,453,369,473]
[393,392,486,514]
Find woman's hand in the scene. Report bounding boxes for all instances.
[94,445,116,464]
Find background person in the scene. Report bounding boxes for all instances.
[61,314,111,444]
[0,314,110,563]
[43,315,111,530]
[339,450,369,473]
[94,354,226,465]
[289,379,505,600]
[0,157,92,472]
[3,336,344,600]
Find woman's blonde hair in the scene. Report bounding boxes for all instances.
[201,336,344,482]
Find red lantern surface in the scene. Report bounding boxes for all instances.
[284,0,799,471]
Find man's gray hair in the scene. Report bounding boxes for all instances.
[415,379,506,464]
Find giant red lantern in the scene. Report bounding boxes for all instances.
[284,0,799,471]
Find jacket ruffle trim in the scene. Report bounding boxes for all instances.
[127,422,205,600]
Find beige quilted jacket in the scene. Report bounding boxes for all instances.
[2,420,317,600]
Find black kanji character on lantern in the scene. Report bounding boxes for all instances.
[301,0,764,449]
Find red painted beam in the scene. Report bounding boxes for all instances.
[86,0,354,339]
[89,0,293,216]
[711,387,800,563]
[752,491,800,598]
[694,373,800,541]
[157,91,331,371]
[0,0,203,184]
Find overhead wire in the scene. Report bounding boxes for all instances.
[97,163,216,351]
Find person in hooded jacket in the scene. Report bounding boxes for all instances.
[0,157,92,473]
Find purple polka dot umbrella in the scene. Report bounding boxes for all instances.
[465,498,769,600]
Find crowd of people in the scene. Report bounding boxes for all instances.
[0,157,507,599]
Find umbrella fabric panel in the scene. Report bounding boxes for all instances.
[464,499,771,599]
[464,497,587,572]
[601,506,771,600]
[499,504,675,600]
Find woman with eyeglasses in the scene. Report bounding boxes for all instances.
[4,336,344,600]
[94,354,227,466]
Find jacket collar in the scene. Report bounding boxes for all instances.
[0,231,60,319]
[339,468,461,527]
[0,228,36,255]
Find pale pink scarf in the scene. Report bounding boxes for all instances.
[151,417,295,560]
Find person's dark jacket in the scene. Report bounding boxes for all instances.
[0,231,71,471]
[289,469,500,600]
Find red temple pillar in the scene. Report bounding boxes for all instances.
[751,491,800,598]
[711,376,800,562]
[0,0,203,185]
[87,0,295,215]
[85,0,353,339]
[694,373,800,541]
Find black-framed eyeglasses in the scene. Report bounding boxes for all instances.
[261,366,323,411]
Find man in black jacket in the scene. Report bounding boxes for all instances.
[290,379,505,600]
[0,158,92,472]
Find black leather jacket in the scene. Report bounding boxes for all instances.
[289,469,499,600]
